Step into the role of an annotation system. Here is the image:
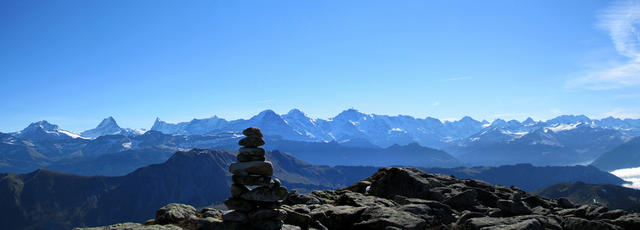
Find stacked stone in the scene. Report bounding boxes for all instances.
[222,127,288,230]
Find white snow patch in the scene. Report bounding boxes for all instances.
[58,130,88,139]
[611,167,640,189]
[388,128,406,134]
[122,142,132,149]
[546,123,580,132]
[500,130,528,136]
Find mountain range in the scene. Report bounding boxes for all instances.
[17,109,636,149]
[4,109,640,170]
[150,110,640,149]
[0,148,629,230]
[0,125,458,175]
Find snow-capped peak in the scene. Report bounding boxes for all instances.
[81,117,141,138]
[15,120,83,140]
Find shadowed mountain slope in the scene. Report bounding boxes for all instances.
[422,163,626,191]
[535,182,640,212]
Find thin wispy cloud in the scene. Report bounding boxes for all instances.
[569,0,640,90]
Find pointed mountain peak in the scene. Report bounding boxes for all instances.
[152,117,166,126]
[97,116,119,129]
[258,109,278,116]
[251,109,283,121]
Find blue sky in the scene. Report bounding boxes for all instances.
[2,0,640,132]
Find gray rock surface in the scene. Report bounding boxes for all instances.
[229,161,273,176]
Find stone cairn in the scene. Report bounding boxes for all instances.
[222,127,288,230]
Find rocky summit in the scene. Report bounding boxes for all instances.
[77,166,640,230]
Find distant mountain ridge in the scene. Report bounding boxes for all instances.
[149,110,640,148]
[535,182,640,212]
[9,110,640,148]
[421,163,626,191]
[591,136,640,171]
[4,110,640,169]
[0,129,458,175]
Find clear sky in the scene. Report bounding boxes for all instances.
[2,0,640,132]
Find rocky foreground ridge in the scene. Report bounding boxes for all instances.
[79,167,640,230]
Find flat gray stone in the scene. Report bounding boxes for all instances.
[222,210,248,222]
[239,136,265,147]
[229,161,273,176]
[239,147,266,156]
[241,186,288,202]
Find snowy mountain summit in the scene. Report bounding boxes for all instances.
[15,120,83,140]
[80,117,143,138]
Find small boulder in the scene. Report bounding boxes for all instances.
[222,210,248,222]
[496,199,532,215]
[366,168,432,200]
[155,203,197,225]
[284,191,321,205]
[444,189,477,209]
[282,204,313,228]
[200,208,224,219]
